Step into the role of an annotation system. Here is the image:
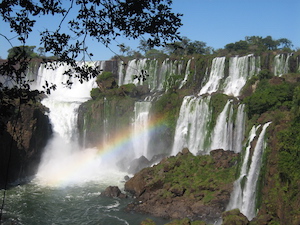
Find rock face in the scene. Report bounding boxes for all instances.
[124,148,238,223]
[100,186,127,198]
[0,102,52,188]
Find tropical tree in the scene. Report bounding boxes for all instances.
[225,36,293,53]
[164,36,212,55]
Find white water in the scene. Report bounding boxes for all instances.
[210,100,234,151]
[179,59,192,89]
[241,122,271,220]
[199,57,226,95]
[172,97,246,156]
[171,96,212,155]
[133,101,152,159]
[232,104,246,153]
[227,122,271,220]
[33,62,127,187]
[120,58,189,92]
[226,125,260,211]
[122,59,148,85]
[223,55,260,96]
[274,54,291,76]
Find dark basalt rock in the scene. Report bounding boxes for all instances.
[0,102,52,188]
[100,186,127,198]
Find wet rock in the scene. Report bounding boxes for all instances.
[127,155,151,174]
[100,186,127,198]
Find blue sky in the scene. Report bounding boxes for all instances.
[0,0,299,60]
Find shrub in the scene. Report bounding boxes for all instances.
[243,80,294,118]
[96,71,113,83]
[90,88,101,100]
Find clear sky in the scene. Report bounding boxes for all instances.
[0,0,299,60]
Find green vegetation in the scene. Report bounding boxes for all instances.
[224,36,294,55]
[7,46,39,59]
[278,119,300,189]
[164,36,213,56]
[148,150,238,201]
[151,90,183,134]
[243,77,295,118]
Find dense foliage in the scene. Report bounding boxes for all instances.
[164,36,213,56]
[243,76,295,119]
[7,46,39,59]
[225,36,293,54]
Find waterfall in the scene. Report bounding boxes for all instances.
[172,97,246,155]
[120,58,191,92]
[199,57,226,95]
[33,61,124,186]
[122,59,148,85]
[232,104,246,153]
[210,100,234,151]
[227,122,271,220]
[227,125,260,211]
[133,101,152,159]
[120,58,160,91]
[179,58,192,89]
[223,55,260,96]
[241,122,271,220]
[274,54,291,76]
[172,96,212,155]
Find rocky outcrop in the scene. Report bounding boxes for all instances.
[222,209,249,225]
[0,102,52,188]
[100,186,127,198]
[124,148,238,223]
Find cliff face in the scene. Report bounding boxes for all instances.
[0,102,52,188]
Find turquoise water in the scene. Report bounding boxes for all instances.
[0,181,169,225]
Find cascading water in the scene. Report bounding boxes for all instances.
[132,101,152,159]
[227,122,271,220]
[232,104,246,153]
[199,57,226,95]
[210,100,234,151]
[223,55,260,96]
[32,61,129,186]
[120,58,187,92]
[172,97,246,155]
[241,122,271,220]
[226,125,260,211]
[274,53,291,76]
[172,96,212,155]
[179,58,192,89]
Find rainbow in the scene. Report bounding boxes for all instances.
[36,114,168,187]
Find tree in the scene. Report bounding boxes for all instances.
[278,38,293,49]
[7,46,39,59]
[263,36,279,50]
[164,36,212,55]
[145,49,167,59]
[225,40,249,52]
[138,39,152,55]
[118,43,132,56]
[0,0,182,94]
